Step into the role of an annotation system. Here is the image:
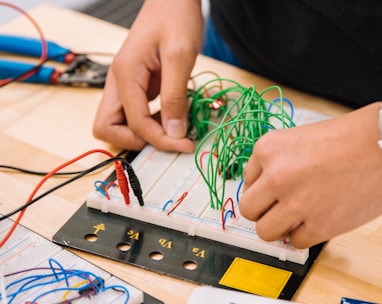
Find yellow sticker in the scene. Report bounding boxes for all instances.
[219,257,292,298]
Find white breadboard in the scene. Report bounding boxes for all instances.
[0,218,144,304]
[87,108,329,265]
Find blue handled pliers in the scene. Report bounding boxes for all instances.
[0,34,108,87]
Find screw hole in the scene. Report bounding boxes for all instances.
[149,251,164,261]
[183,260,198,270]
[84,233,98,242]
[116,242,131,252]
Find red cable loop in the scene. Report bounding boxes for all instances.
[0,1,48,86]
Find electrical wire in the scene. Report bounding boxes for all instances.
[0,150,142,248]
[0,150,127,176]
[188,76,295,211]
[0,157,118,221]
[2,258,130,304]
[0,1,48,87]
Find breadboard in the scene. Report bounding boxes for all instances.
[54,108,328,300]
[0,218,163,304]
[87,145,308,264]
[87,108,329,265]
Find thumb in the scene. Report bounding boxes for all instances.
[160,51,196,139]
[161,92,189,139]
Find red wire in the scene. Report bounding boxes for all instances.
[167,192,188,216]
[0,1,48,86]
[199,151,221,175]
[221,197,236,230]
[0,149,115,247]
[104,181,118,200]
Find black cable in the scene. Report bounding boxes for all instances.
[0,156,139,221]
[0,150,128,176]
[0,164,86,176]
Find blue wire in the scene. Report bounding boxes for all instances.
[162,199,173,211]
[49,258,70,286]
[268,97,294,126]
[6,271,90,303]
[4,260,107,304]
[5,270,131,304]
[103,285,130,304]
[7,273,60,302]
[94,180,108,197]
[224,210,234,224]
[236,179,244,206]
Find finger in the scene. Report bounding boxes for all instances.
[126,84,193,152]
[160,44,197,139]
[254,202,303,243]
[243,151,263,192]
[115,61,194,153]
[238,177,277,222]
[101,125,147,151]
[288,221,330,249]
[93,70,147,150]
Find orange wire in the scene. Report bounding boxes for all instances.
[0,149,115,247]
[0,1,48,86]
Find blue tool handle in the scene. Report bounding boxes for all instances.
[0,34,71,63]
[0,59,55,84]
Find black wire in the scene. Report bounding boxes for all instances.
[0,157,130,221]
[0,165,86,176]
[0,150,128,176]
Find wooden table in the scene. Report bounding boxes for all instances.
[1,5,381,304]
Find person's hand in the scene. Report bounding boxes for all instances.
[93,0,203,152]
[239,102,382,248]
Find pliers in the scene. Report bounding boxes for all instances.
[0,34,108,87]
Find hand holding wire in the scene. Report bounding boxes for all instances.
[93,0,203,152]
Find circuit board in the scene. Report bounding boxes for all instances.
[0,218,163,304]
[87,144,308,264]
[54,107,328,300]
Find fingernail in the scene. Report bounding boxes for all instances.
[166,119,187,139]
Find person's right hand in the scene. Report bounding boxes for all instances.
[239,102,382,248]
[93,0,203,152]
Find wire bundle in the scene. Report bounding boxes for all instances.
[1,258,130,304]
[188,77,294,210]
